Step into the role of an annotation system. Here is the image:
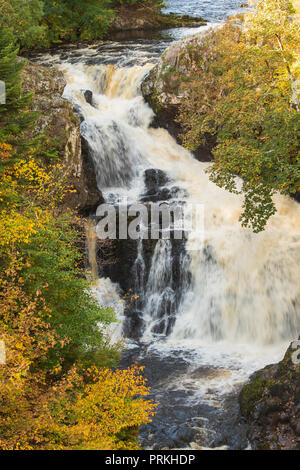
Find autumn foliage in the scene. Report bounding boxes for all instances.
[0,21,156,450]
[178,0,300,231]
[0,142,12,161]
[0,145,157,449]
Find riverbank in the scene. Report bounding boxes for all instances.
[109,6,206,33]
[21,12,206,56]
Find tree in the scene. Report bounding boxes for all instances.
[0,265,156,450]
[42,0,114,43]
[178,0,300,231]
[0,25,37,149]
[0,0,47,50]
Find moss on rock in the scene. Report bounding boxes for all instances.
[239,338,300,450]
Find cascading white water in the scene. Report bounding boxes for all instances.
[142,239,175,339]
[60,60,300,349]
[62,63,154,190]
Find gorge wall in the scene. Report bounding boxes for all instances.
[141,31,215,161]
[22,61,103,215]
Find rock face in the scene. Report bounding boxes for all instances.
[22,61,103,214]
[141,33,215,162]
[239,339,300,450]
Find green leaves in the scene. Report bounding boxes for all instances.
[0,26,37,153]
[0,0,47,50]
[0,0,166,50]
[178,1,300,232]
[42,0,114,44]
[18,213,119,371]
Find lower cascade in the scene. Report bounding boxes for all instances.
[50,49,300,448]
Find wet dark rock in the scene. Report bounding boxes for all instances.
[240,338,300,450]
[84,89,93,106]
[73,104,84,123]
[292,191,300,203]
[79,136,104,215]
[141,169,186,202]
[168,425,197,447]
[279,412,290,423]
[269,382,286,398]
[99,168,190,339]
[144,168,170,190]
[109,7,206,34]
[102,234,188,339]
[141,186,184,203]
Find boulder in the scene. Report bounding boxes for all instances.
[84,89,93,106]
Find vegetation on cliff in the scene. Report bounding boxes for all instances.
[143,0,300,232]
[0,25,156,450]
[177,0,300,232]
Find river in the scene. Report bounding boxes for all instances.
[32,0,300,450]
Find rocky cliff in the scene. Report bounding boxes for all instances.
[141,31,215,161]
[239,339,300,450]
[22,61,102,215]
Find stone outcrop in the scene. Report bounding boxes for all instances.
[239,338,300,450]
[141,32,215,161]
[22,61,103,214]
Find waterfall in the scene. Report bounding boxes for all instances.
[59,59,300,348]
[62,63,154,191]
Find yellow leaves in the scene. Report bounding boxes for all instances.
[0,258,157,450]
[1,152,70,209]
[0,142,13,161]
[0,142,157,449]
[0,209,39,248]
[52,364,158,450]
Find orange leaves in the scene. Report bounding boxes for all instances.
[0,361,157,450]
[0,137,157,449]
[0,262,62,450]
